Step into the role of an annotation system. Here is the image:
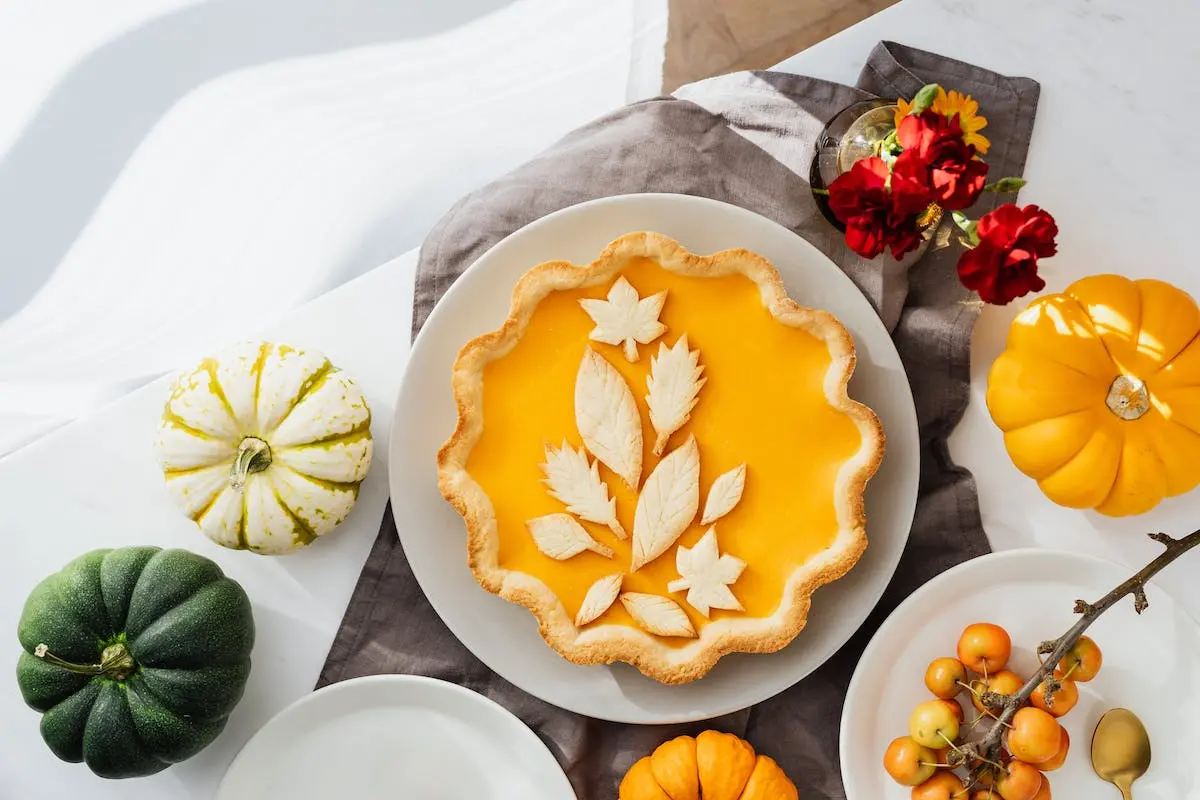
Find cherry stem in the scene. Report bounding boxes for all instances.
[973,708,1010,727]
[975,754,1006,771]
[937,731,963,752]
[970,529,1200,761]
[966,765,1001,794]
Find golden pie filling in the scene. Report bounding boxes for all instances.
[464,255,868,636]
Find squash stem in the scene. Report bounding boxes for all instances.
[230,436,272,491]
[33,642,136,681]
[1105,375,1149,420]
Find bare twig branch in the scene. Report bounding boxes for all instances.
[980,690,1008,710]
[960,528,1200,769]
[1133,586,1149,615]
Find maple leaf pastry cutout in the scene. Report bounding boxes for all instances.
[579,276,667,362]
[667,527,745,617]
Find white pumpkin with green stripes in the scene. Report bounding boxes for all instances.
[154,341,373,554]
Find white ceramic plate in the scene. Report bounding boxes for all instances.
[841,548,1200,800]
[390,193,919,723]
[217,675,575,800]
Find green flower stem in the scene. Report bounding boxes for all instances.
[951,211,980,247]
[983,177,1027,193]
[874,128,902,165]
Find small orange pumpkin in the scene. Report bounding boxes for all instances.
[618,730,798,800]
[987,274,1200,516]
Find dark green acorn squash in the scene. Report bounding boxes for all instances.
[16,547,255,779]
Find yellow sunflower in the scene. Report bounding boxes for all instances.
[894,88,990,154]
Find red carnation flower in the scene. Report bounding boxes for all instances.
[897,110,988,211]
[889,148,938,215]
[828,156,932,259]
[957,203,1057,304]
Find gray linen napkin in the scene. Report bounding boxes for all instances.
[318,41,1039,799]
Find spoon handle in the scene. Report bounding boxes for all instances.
[1117,778,1134,800]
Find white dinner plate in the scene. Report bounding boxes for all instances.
[217,675,575,800]
[841,548,1200,800]
[390,193,919,723]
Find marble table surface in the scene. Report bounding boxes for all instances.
[775,0,1200,609]
[2,0,1198,797]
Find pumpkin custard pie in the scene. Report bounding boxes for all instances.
[438,232,884,684]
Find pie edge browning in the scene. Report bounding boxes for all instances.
[437,231,885,684]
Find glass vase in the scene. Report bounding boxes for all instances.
[811,101,943,264]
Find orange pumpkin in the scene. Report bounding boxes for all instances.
[987,274,1200,516]
[618,731,798,800]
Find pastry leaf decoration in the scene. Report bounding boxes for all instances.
[526,513,614,560]
[619,592,696,638]
[524,276,755,639]
[646,334,706,456]
[575,348,643,490]
[630,435,700,572]
[667,527,745,617]
[576,573,624,626]
[541,442,627,539]
[579,276,667,362]
[700,463,746,526]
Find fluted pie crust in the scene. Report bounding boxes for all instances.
[437,232,884,684]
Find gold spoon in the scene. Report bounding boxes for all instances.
[1092,708,1152,799]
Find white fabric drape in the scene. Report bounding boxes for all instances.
[0,0,667,456]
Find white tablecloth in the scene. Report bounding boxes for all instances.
[0,0,666,455]
[0,254,417,796]
[3,0,1199,797]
